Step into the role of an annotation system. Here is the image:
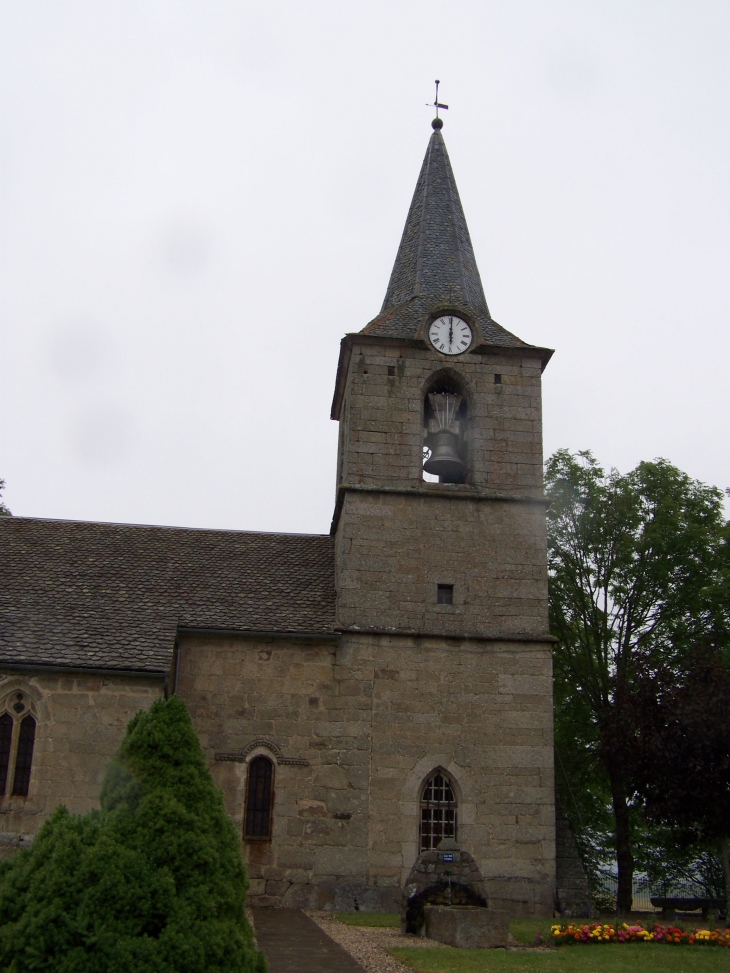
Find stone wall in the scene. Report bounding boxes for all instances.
[336,342,545,494]
[555,800,594,917]
[335,491,549,637]
[0,670,164,850]
[177,629,555,916]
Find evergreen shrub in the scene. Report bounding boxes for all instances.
[0,695,267,973]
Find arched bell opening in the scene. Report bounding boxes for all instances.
[422,373,469,484]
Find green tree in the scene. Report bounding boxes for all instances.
[0,695,267,973]
[627,646,730,909]
[546,449,728,913]
[0,479,10,516]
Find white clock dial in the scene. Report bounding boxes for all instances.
[428,315,473,356]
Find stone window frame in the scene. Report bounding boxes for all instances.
[419,766,459,852]
[243,747,276,842]
[0,688,38,800]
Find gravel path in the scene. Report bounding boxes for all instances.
[305,912,449,973]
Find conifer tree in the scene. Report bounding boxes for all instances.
[0,695,267,973]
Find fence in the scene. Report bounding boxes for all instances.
[594,873,717,913]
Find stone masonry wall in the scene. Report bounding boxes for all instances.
[335,491,549,637]
[338,342,545,494]
[0,670,163,850]
[177,630,555,916]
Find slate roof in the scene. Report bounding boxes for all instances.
[362,125,526,349]
[0,517,336,674]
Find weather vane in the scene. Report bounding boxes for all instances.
[426,80,449,129]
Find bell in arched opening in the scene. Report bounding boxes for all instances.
[423,392,466,483]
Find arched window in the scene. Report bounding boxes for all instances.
[244,755,274,839]
[0,692,37,798]
[420,770,458,852]
[422,378,468,484]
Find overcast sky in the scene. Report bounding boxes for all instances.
[1,1,728,535]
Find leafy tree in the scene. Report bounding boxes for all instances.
[546,449,728,913]
[626,646,730,909]
[0,695,267,973]
[0,479,10,516]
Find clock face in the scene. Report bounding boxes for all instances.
[428,315,473,355]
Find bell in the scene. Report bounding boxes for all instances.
[424,392,466,482]
[424,430,465,480]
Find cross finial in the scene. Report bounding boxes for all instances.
[426,79,449,130]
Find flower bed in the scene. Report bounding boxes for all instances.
[551,921,730,947]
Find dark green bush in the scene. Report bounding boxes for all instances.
[0,696,266,973]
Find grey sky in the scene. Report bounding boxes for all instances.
[2,1,728,534]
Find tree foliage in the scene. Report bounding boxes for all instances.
[0,480,10,517]
[546,449,729,912]
[626,646,730,906]
[0,695,267,973]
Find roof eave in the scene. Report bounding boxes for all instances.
[331,333,555,420]
[331,334,427,420]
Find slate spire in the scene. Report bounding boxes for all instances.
[381,122,489,317]
[362,121,525,348]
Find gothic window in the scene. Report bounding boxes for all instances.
[244,755,274,839]
[0,693,37,798]
[420,770,458,852]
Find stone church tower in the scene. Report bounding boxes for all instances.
[0,119,555,915]
[327,119,556,912]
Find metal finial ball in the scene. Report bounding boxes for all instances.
[432,117,443,130]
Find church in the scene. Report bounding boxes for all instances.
[0,117,557,916]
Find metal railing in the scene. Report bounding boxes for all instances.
[593,873,719,913]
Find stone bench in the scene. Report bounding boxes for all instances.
[650,897,725,920]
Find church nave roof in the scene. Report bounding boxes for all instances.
[0,517,336,674]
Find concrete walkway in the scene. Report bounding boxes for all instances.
[251,909,366,973]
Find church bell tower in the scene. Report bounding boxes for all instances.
[331,117,553,640]
[329,115,556,915]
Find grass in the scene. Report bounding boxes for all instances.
[333,912,730,971]
[390,943,730,973]
[509,919,555,945]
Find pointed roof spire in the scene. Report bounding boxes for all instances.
[381,123,489,316]
[362,122,526,348]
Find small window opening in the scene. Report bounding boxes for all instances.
[245,755,274,839]
[437,584,454,605]
[494,373,502,384]
[387,365,395,377]
[420,771,458,852]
